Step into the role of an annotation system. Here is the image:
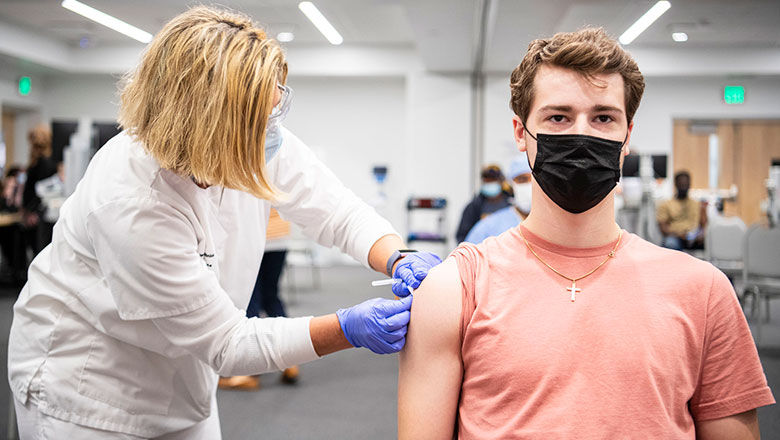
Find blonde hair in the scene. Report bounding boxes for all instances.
[510,27,645,124]
[118,6,286,200]
[28,124,52,166]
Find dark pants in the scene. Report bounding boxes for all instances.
[0,224,27,284]
[247,250,288,318]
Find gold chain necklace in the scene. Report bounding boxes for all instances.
[518,228,622,302]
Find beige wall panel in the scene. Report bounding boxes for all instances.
[737,121,780,225]
[672,120,710,190]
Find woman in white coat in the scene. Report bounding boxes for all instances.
[8,6,440,439]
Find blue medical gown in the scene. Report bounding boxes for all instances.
[464,206,523,244]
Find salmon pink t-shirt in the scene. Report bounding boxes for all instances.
[451,225,774,439]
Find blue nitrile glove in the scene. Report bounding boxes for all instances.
[336,295,413,354]
[391,252,443,297]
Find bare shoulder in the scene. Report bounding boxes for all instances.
[406,257,462,349]
[399,257,464,439]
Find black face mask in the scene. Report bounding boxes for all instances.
[526,129,626,214]
[676,188,689,200]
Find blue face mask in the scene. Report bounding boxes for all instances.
[481,182,502,198]
[264,125,283,163]
[264,85,293,163]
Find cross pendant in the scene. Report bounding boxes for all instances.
[566,281,582,302]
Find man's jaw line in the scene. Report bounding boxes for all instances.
[522,182,621,249]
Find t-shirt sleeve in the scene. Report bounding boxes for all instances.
[449,243,485,346]
[689,269,776,421]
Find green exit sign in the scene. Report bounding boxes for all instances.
[18,76,31,96]
[724,85,744,104]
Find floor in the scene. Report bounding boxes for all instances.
[0,264,777,439]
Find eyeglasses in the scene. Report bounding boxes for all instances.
[268,84,293,127]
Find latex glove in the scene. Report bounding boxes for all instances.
[336,295,413,354]
[391,251,443,297]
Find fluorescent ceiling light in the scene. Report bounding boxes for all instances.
[61,0,152,44]
[672,32,688,42]
[298,2,343,45]
[619,1,672,45]
[277,32,295,43]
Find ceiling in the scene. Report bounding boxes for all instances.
[0,0,778,73]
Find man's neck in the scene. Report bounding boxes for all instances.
[522,191,620,248]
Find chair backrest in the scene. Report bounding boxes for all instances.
[744,224,780,278]
[705,216,747,262]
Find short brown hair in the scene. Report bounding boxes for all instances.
[118,6,286,200]
[28,124,52,166]
[510,27,645,124]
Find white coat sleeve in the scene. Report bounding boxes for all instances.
[268,128,400,268]
[85,197,320,375]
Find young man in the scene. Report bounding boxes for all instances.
[398,28,774,439]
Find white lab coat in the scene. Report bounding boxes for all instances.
[7,128,398,438]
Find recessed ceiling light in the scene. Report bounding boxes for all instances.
[61,0,152,44]
[277,32,295,43]
[672,32,688,42]
[619,1,672,45]
[298,2,343,45]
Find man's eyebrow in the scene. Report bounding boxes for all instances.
[593,105,624,114]
[537,105,572,113]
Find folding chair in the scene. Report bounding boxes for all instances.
[705,216,746,284]
[742,224,780,345]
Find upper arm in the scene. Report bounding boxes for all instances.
[398,258,463,440]
[695,410,759,440]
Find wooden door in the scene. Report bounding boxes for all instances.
[735,121,780,225]
[672,120,710,190]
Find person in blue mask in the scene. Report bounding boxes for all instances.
[455,164,512,243]
[464,155,532,244]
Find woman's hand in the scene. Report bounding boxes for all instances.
[336,296,413,354]
[391,252,443,297]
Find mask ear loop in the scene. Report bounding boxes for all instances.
[521,120,538,142]
[520,120,541,181]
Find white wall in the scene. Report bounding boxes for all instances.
[284,73,472,252]
[483,74,520,175]
[283,76,407,235]
[41,74,121,122]
[404,72,472,251]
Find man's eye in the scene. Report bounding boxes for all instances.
[596,115,613,123]
[549,115,566,123]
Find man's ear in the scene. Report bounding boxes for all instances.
[623,121,634,156]
[512,115,527,152]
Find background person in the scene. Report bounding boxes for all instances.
[21,124,57,255]
[657,170,704,250]
[0,166,26,285]
[464,155,532,244]
[8,7,439,439]
[455,164,512,243]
